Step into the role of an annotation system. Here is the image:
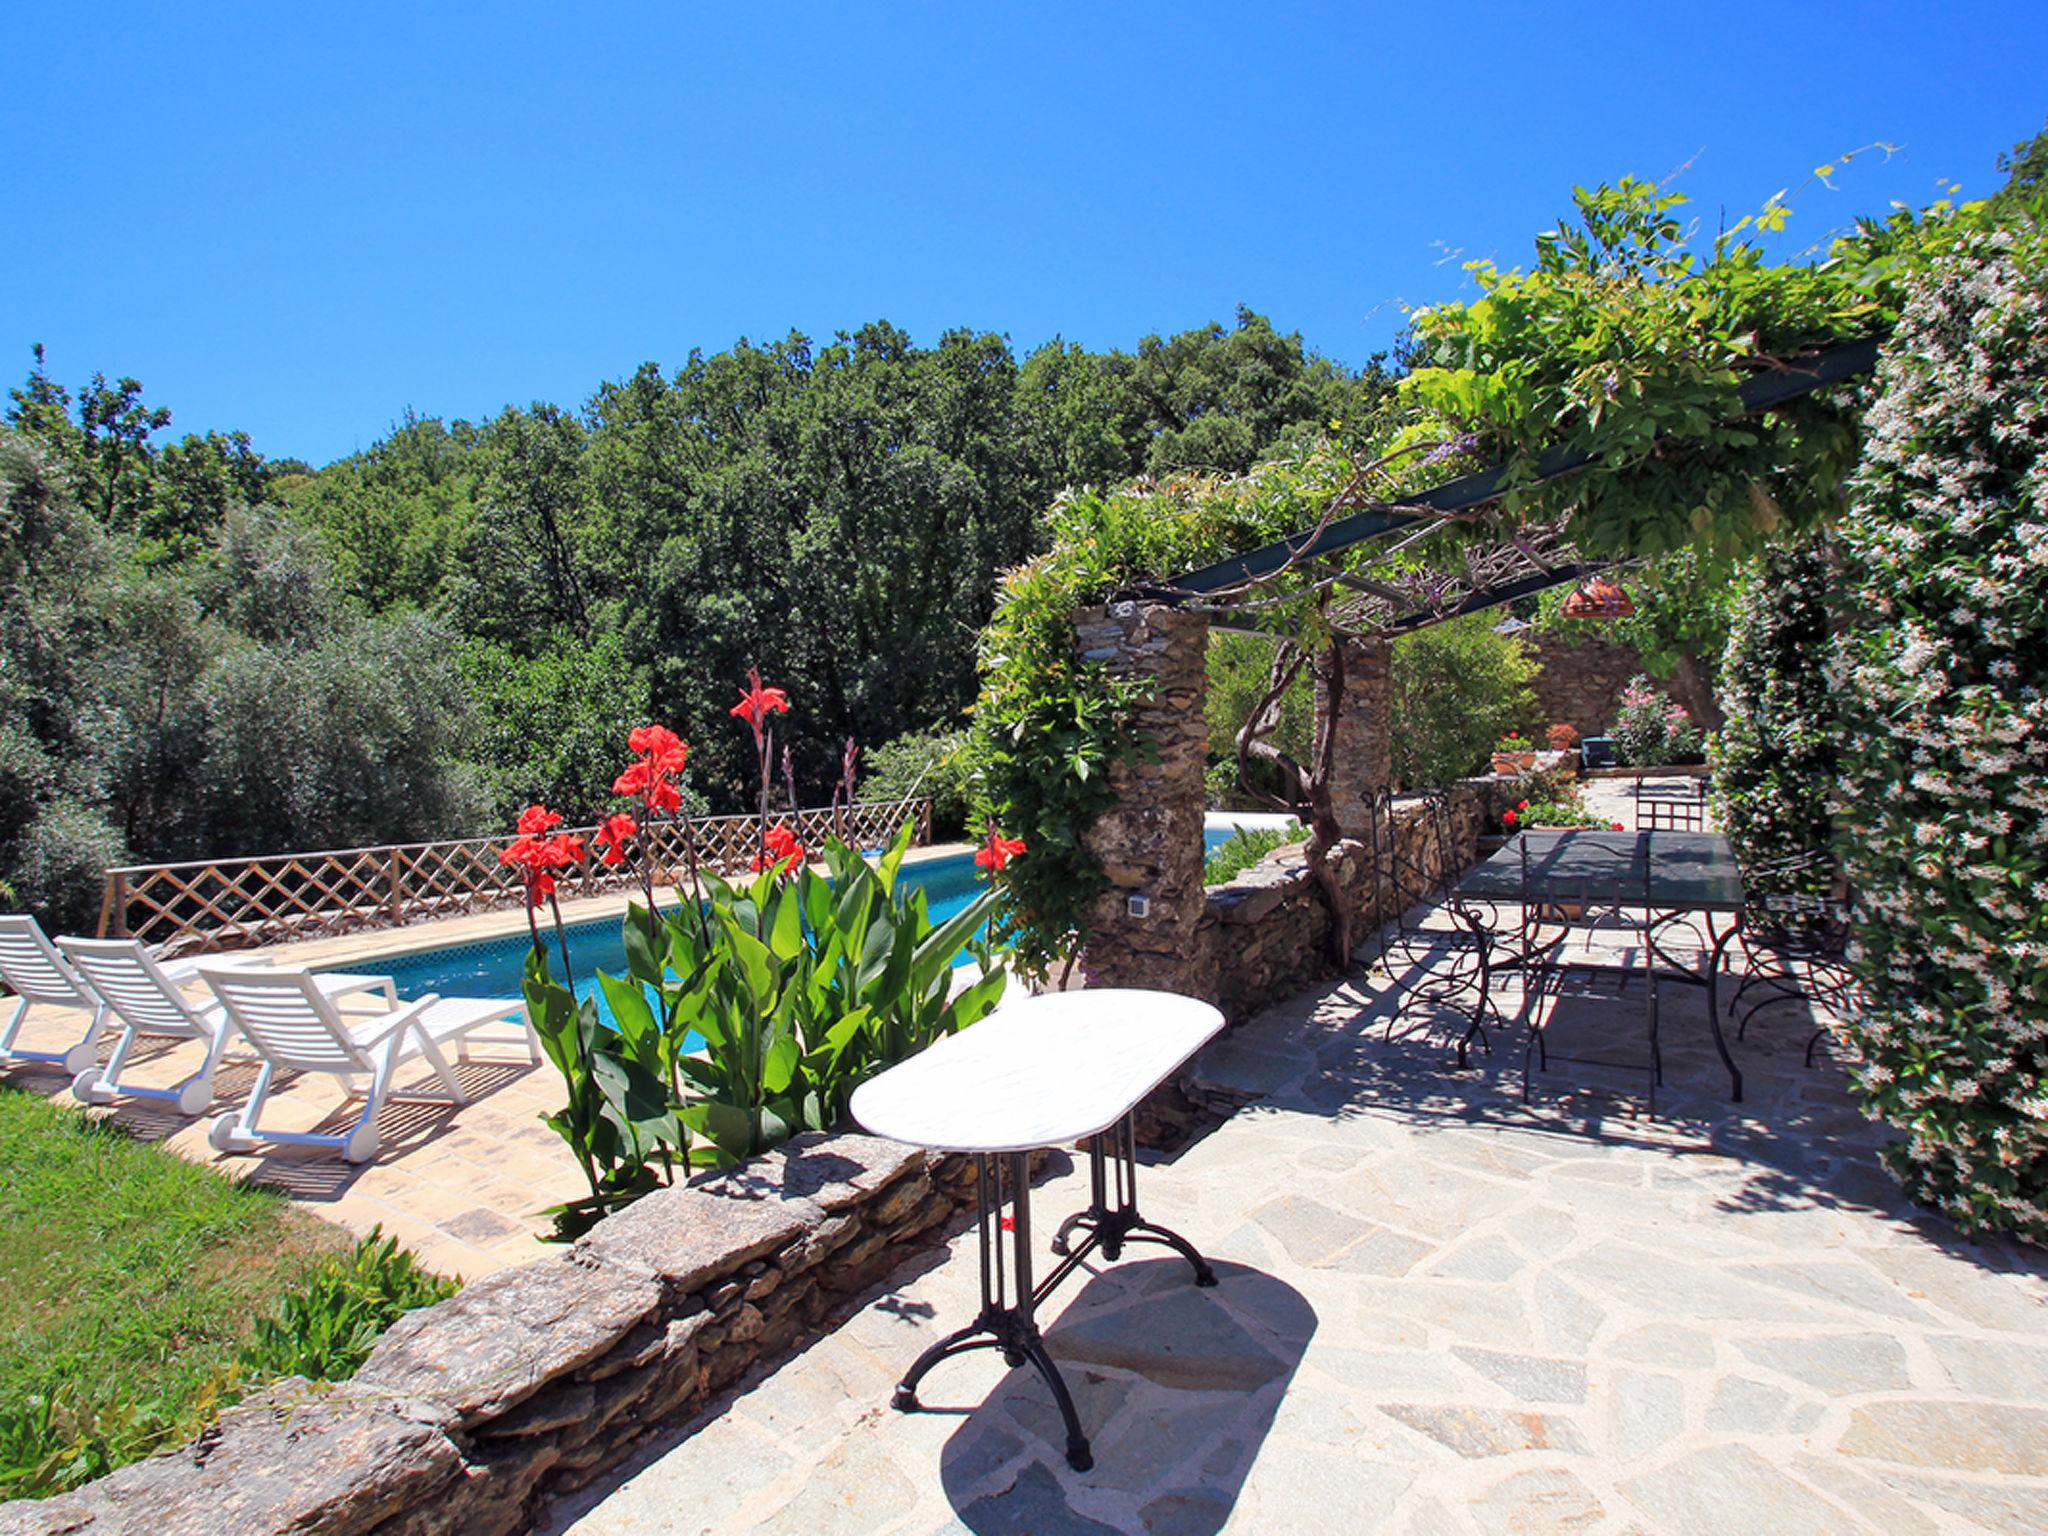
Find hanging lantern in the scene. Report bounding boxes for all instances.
[1560,576,1636,619]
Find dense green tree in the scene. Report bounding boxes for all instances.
[5,348,275,559]
[435,404,599,651]
[1389,616,1541,787]
[458,633,662,824]
[0,424,495,925]
[1117,306,1390,474]
[281,411,480,611]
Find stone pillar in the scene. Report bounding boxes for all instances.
[1074,601,1213,996]
[1315,634,1392,834]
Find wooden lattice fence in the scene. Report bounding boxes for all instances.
[97,799,935,955]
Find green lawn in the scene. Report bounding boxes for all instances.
[0,1084,439,1499]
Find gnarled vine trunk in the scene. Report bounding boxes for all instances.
[1232,624,1354,966]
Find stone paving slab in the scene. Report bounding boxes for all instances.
[540,929,2047,1535]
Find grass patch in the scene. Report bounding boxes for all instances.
[0,1084,455,1500]
[1203,821,1307,885]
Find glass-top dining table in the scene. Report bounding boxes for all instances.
[1450,828,1748,1106]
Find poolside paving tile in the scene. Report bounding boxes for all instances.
[1618,1443,1865,1534]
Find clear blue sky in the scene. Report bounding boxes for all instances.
[5,2,2043,467]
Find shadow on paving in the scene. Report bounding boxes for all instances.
[936,1259,1314,1535]
[1213,935,2048,1289]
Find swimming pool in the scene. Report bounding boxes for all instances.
[336,850,995,1028]
[340,826,1258,1026]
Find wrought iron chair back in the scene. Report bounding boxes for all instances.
[1519,830,1664,1113]
[1375,788,1502,1065]
[1732,849,1857,1063]
[1636,776,1709,833]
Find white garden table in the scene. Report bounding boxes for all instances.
[850,988,1227,1471]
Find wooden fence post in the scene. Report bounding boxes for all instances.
[386,849,407,925]
[97,871,127,938]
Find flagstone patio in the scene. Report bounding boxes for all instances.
[538,934,2048,1535]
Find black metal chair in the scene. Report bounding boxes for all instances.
[1520,831,1663,1113]
[1369,787,1461,968]
[1636,776,1709,832]
[1367,787,1500,1066]
[1730,852,1857,1065]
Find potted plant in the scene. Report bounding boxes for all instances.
[1491,731,1538,774]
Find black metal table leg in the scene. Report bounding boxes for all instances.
[890,1149,1097,1471]
[1049,1116,1217,1288]
[1704,915,1744,1102]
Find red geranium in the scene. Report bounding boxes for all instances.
[975,827,1027,873]
[593,812,638,867]
[729,669,791,743]
[1612,820,1626,831]
[752,822,807,875]
[1503,809,1519,828]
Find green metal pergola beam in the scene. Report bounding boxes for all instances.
[1142,335,1883,601]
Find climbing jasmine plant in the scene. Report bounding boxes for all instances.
[1710,535,1841,894]
[1829,213,2048,1241]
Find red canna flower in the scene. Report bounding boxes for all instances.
[516,804,563,836]
[593,812,638,867]
[752,822,807,875]
[501,813,586,907]
[627,724,689,776]
[975,827,1027,873]
[1502,809,1518,828]
[613,724,690,817]
[729,669,791,741]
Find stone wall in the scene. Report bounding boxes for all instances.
[1123,777,1510,1148]
[1527,634,1645,739]
[1197,780,1501,1030]
[1316,635,1392,838]
[0,1136,1006,1536]
[1075,601,1213,995]
[1528,635,1721,739]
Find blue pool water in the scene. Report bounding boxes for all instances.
[337,851,993,1030]
[340,831,1254,1029]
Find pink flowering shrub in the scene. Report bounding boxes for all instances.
[1608,673,1702,766]
[1832,222,2048,1241]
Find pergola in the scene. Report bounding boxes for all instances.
[1069,335,1882,983]
[1127,335,1882,637]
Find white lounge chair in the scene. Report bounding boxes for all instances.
[57,938,396,1116]
[199,967,536,1163]
[0,915,107,1075]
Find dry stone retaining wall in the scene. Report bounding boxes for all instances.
[1199,780,1501,1029]
[0,1136,1007,1536]
[1131,778,1509,1146]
